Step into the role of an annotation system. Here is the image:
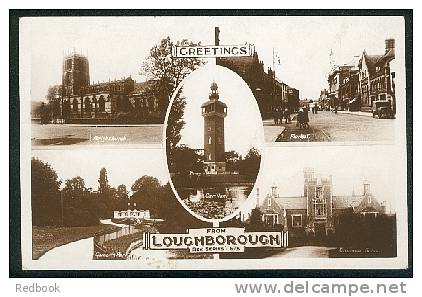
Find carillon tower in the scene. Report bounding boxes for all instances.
[201,82,227,174]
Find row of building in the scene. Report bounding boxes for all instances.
[215,27,300,118]
[321,39,396,113]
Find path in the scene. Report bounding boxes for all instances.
[272,246,333,258]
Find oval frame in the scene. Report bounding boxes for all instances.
[163,64,265,224]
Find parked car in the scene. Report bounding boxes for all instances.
[372,101,394,119]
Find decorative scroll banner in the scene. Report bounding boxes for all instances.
[171,44,255,58]
[143,228,288,253]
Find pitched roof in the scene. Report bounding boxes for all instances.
[274,196,307,209]
[218,53,261,76]
[355,194,383,213]
[259,196,284,214]
[133,80,160,94]
[332,195,364,209]
[360,49,395,75]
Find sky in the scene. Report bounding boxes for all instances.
[241,145,401,213]
[32,149,170,191]
[22,16,404,101]
[175,64,264,156]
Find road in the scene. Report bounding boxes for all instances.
[274,111,395,142]
[31,123,163,146]
[272,246,333,258]
[38,237,94,263]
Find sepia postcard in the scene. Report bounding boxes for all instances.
[15,13,410,272]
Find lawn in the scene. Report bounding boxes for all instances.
[32,224,121,260]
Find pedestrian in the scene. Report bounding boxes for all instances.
[277,108,283,125]
[303,107,310,129]
[284,108,291,124]
[297,108,304,128]
[273,108,278,125]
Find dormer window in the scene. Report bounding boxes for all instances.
[267,198,271,207]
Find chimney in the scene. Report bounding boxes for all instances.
[215,27,220,46]
[363,180,371,196]
[268,67,273,78]
[271,185,277,197]
[385,39,395,53]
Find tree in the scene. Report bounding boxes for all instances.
[169,145,204,175]
[166,88,186,155]
[61,176,100,225]
[131,175,161,193]
[114,184,129,210]
[46,85,62,118]
[131,175,163,217]
[225,150,241,173]
[98,168,110,194]
[39,102,50,124]
[140,37,203,117]
[247,207,264,231]
[239,148,261,178]
[63,176,89,209]
[31,158,61,226]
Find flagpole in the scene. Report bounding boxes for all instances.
[272,48,275,72]
[272,48,275,111]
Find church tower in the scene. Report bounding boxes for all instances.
[201,82,227,174]
[62,51,90,97]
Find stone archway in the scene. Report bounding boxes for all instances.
[99,95,105,112]
[72,98,79,113]
[84,97,92,116]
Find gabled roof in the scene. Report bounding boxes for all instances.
[274,196,307,209]
[259,195,284,214]
[355,194,383,213]
[332,195,363,209]
[359,48,395,75]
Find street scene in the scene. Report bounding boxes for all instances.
[266,110,395,142]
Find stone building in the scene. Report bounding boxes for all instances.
[339,67,360,111]
[327,65,355,111]
[358,39,396,112]
[57,51,161,123]
[256,168,386,239]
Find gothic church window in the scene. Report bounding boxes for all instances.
[99,96,105,112]
[72,98,78,112]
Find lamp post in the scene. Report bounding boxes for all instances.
[59,182,65,226]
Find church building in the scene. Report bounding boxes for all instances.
[55,51,161,123]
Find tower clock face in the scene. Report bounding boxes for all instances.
[163,64,265,223]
